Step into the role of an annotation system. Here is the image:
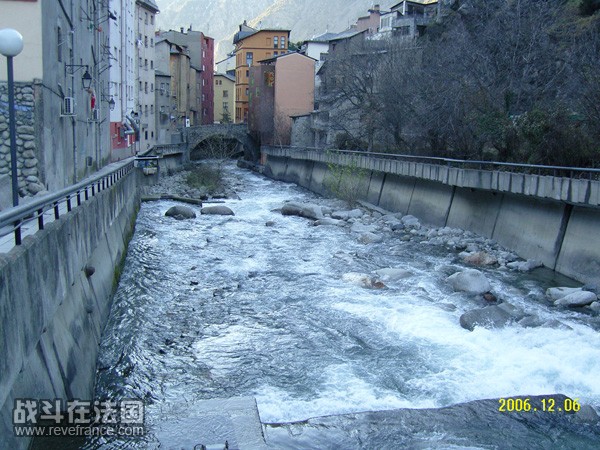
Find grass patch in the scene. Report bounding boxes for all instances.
[185,164,223,194]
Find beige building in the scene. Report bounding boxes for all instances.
[214,73,235,123]
[249,52,315,145]
[233,22,290,123]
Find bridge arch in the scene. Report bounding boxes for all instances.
[184,124,260,162]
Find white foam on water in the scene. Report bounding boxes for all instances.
[255,363,422,423]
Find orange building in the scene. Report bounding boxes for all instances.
[233,22,290,123]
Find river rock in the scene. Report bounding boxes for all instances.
[165,205,197,220]
[554,290,597,307]
[590,302,600,313]
[546,287,582,301]
[447,269,491,294]
[350,222,378,234]
[462,251,497,266]
[342,272,385,289]
[374,268,412,281]
[459,305,514,331]
[201,205,235,216]
[314,218,345,227]
[281,202,323,220]
[332,209,363,220]
[401,215,420,228]
[359,232,383,244]
[507,259,543,272]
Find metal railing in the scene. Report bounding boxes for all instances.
[264,146,600,180]
[0,160,134,247]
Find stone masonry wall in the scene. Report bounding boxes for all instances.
[0,81,45,199]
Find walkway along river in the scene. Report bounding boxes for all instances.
[86,163,600,448]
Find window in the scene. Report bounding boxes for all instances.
[139,57,142,67]
[150,15,154,25]
[246,51,253,67]
[202,94,205,101]
[151,83,154,92]
[57,27,63,62]
[280,36,286,49]
[150,38,154,47]
[273,36,278,48]
[144,12,148,24]
[246,70,249,78]
[151,104,154,114]
[145,58,148,68]
[145,82,148,93]
[144,36,148,47]
[223,101,228,110]
[145,130,148,139]
[274,51,278,56]
[202,79,206,86]
[139,81,142,91]
[151,61,154,69]
[223,90,228,98]
[245,88,249,96]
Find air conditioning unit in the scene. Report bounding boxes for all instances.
[62,97,75,116]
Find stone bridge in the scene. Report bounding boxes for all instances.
[183,124,260,161]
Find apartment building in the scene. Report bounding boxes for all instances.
[233,22,290,123]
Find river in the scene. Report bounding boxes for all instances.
[86,164,600,448]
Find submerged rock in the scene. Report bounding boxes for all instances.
[342,272,385,289]
[359,232,383,244]
[314,218,346,227]
[447,269,491,294]
[165,205,197,220]
[459,305,514,331]
[374,268,412,282]
[462,251,498,266]
[201,205,235,216]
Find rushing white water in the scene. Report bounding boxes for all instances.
[93,163,600,437]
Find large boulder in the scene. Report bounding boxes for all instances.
[350,222,378,234]
[507,259,543,272]
[462,251,498,266]
[374,268,412,282]
[401,215,420,228]
[281,202,323,220]
[554,291,597,307]
[459,305,514,331]
[165,205,197,220]
[447,269,491,294]
[546,287,582,301]
[201,205,235,216]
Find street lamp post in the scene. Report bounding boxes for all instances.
[0,28,24,208]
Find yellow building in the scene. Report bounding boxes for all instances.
[214,73,235,123]
[233,22,290,123]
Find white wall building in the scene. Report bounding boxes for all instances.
[135,0,159,153]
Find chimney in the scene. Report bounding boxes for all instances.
[180,27,184,34]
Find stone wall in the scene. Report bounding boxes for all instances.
[262,148,600,286]
[0,81,44,205]
[0,166,140,449]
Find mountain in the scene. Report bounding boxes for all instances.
[155,0,398,63]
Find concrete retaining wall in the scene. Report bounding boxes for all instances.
[0,169,141,449]
[262,150,600,286]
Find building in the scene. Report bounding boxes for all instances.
[0,0,111,205]
[214,73,235,123]
[248,53,315,146]
[135,0,159,153]
[232,22,290,123]
[216,54,236,77]
[378,0,439,39]
[109,0,137,160]
[158,27,215,124]
[155,36,206,135]
[154,70,173,144]
[355,4,383,35]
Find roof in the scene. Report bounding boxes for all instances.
[307,32,341,43]
[390,0,438,10]
[233,22,291,44]
[215,73,235,82]
[258,51,317,64]
[328,28,367,42]
[136,0,159,13]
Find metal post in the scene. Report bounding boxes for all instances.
[7,56,19,207]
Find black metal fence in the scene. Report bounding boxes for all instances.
[0,160,134,248]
